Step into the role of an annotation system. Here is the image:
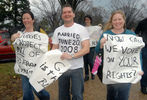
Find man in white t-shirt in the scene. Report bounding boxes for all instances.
[52,4,90,100]
[84,15,102,81]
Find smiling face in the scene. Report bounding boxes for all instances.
[85,17,92,26]
[22,13,34,29]
[61,7,75,24]
[111,13,125,30]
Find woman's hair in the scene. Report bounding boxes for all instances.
[103,10,126,32]
[84,15,92,24]
[22,10,34,20]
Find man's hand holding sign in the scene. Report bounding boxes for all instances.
[29,49,70,92]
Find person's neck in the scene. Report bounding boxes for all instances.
[25,27,34,32]
[85,23,91,26]
[112,28,124,34]
[64,21,74,27]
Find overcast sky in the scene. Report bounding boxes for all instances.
[92,0,147,8]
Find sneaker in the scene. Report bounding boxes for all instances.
[141,87,147,94]
[84,75,89,82]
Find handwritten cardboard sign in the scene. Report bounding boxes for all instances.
[103,34,145,84]
[13,31,48,78]
[29,49,71,92]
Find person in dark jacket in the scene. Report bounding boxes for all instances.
[135,18,147,94]
[83,15,102,81]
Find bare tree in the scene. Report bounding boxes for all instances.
[30,0,107,33]
[30,0,62,33]
[74,0,107,25]
[85,6,107,25]
[30,0,87,33]
[58,0,85,11]
[109,0,145,29]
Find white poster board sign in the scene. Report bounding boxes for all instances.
[13,31,48,78]
[103,34,145,84]
[86,26,102,47]
[29,49,71,92]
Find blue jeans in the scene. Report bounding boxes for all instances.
[21,75,50,100]
[84,47,95,75]
[58,68,84,100]
[107,83,131,100]
[141,46,147,88]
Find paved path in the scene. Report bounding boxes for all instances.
[19,75,147,100]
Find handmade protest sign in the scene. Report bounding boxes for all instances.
[12,31,48,78]
[86,26,102,47]
[29,49,71,92]
[102,34,145,84]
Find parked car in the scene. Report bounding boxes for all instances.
[0,30,15,61]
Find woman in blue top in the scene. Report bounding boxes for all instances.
[95,10,143,100]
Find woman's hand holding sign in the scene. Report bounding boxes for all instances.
[11,33,20,42]
[100,37,107,49]
[138,71,144,76]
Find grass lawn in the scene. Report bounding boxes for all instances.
[0,62,22,100]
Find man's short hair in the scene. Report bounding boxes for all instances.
[62,4,74,13]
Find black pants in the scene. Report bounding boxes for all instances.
[84,47,95,76]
